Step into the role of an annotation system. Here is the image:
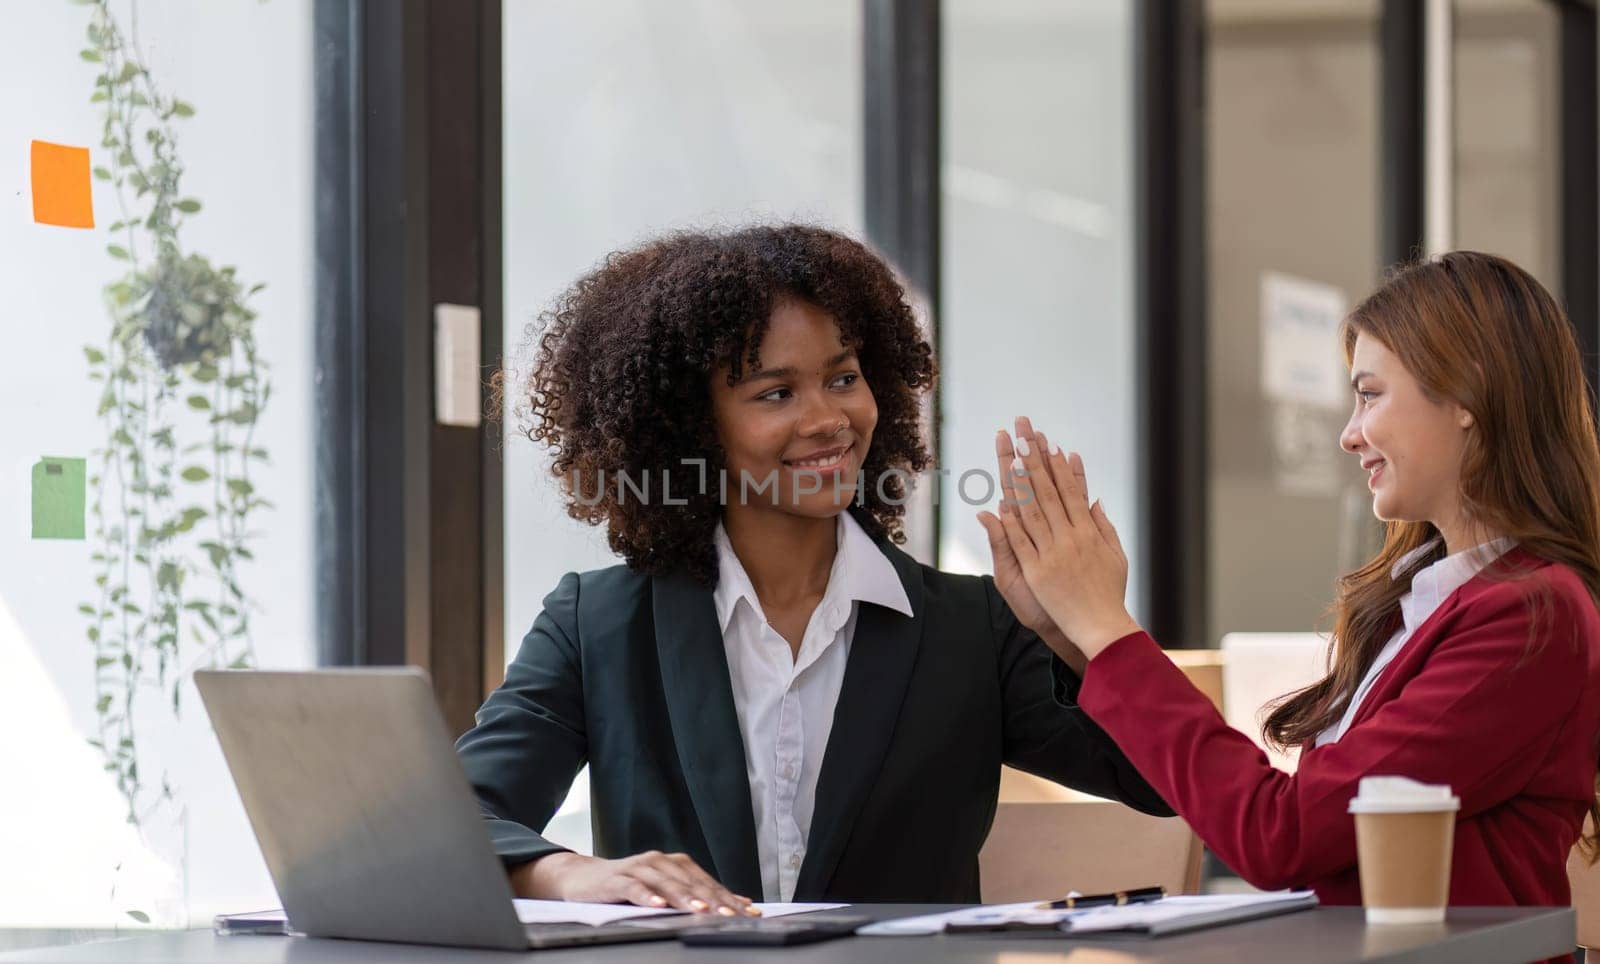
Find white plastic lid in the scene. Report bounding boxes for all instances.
[1348,776,1460,814]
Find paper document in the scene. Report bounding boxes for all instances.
[857,891,1317,937]
[857,902,1044,935]
[1062,892,1316,935]
[514,900,678,926]
[513,899,848,926]
[754,902,849,918]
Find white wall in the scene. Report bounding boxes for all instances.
[0,0,314,926]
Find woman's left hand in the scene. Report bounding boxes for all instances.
[981,425,1144,661]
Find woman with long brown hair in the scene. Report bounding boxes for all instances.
[981,251,1600,908]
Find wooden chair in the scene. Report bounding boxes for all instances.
[977,644,1218,902]
[980,794,1204,902]
[1219,632,1326,772]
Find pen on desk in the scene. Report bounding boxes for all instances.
[1036,885,1166,910]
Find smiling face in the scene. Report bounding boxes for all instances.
[1341,331,1477,542]
[710,298,878,521]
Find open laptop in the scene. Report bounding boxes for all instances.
[195,668,699,950]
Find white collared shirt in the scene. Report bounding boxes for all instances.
[712,512,913,901]
[1314,537,1516,748]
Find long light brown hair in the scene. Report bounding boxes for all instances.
[1262,251,1600,856]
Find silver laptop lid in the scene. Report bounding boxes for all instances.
[195,668,529,950]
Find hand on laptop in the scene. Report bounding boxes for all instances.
[512,850,762,917]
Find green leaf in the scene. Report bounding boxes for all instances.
[201,543,227,570]
[191,364,218,383]
[116,62,139,83]
[126,910,149,924]
[180,466,210,482]
[229,655,251,670]
[226,479,254,498]
[96,695,112,714]
[106,244,129,261]
[79,49,101,62]
[92,166,111,181]
[174,199,201,214]
[89,90,108,103]
[171,100,195,117]
[185,395,211,411]
[78,603,96,616]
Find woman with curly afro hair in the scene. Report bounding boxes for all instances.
[455,224,1170,914]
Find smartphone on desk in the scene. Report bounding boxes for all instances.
[678,915,870,946]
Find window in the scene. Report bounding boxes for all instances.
[0,0,315,926]
[940,0,1142,614]
[501,0,863,854]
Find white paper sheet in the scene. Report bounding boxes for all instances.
[1062,892,1316,934]
[856,892,1317,937]
[856,901,1044,936]
[753,902,849,918]
[513,899,848,926]
[514,900,679,926]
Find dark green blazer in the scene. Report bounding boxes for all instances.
[455,538,1171,903]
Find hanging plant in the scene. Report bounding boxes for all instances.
[75,0,272,826]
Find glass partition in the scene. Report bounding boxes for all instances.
[501,0,863,855]
[1452,0,1562,291]
[0,0,316,927]
[1205,0,1381,645]
[940,0,1142,615]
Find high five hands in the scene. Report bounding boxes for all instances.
[976,417,1145,663]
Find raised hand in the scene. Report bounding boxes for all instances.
[981,421,1143,662]
[977,421,1053,625]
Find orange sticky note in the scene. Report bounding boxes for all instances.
[30,140,95,228]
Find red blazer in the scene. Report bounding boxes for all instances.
[1078,549,1600,907]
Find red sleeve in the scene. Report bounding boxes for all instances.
[1077,578,1589,890]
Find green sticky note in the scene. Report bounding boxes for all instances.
[32,457,87,540]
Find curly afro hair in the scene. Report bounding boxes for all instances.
[497,223,938,585]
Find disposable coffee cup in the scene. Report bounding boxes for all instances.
[1348,776,1460,925]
